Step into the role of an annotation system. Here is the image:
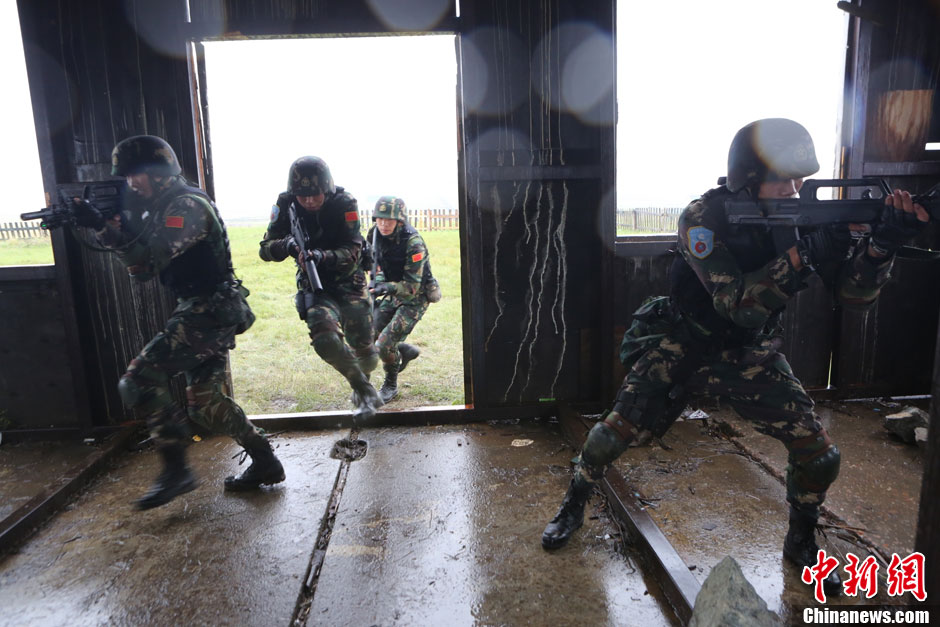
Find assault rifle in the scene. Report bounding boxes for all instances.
[289,204,323,311]
[725,178,940,228]
[21,181,127,230]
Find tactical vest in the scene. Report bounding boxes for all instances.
[669,186,782,341]
[156,182,234,297]
[377,222,433,284]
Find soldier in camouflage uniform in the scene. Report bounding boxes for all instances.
[366,196,440,403]
[541,119,929,595]
[259,156,383,419]
[73,135,285,510]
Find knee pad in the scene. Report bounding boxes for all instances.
[357,350,379,375]
[581,421,631,476]
[117,360,166,410]
[118,375,142,408]
[787,429,841,497]
[311,331,346,362]
[611,388,679,437]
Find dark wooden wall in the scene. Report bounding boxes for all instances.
[458,0,616,408]
[16,0,202,427]
[839,0,940,396]
[6,0,940,430]
[0,267,77,430]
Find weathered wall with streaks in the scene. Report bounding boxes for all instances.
[16,0,199,428]
[458,0,616,407]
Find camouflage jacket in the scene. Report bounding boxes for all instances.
[98,178,235,295]
[259,187,365,291]
[367,221,431,304]
[670,185,893,339]
[96,177,253,331]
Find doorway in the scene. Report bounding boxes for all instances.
[201,35,463,414]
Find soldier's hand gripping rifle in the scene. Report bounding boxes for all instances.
[289,204,323,312]
[725,178,940,228]
[21,181,126,230]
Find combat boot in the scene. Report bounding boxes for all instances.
[783,505,842,596]
[224,432,286,491]
[398,343,421,373]
[348,371,383,422]
[379,363,399,404]
[542,472,595,549]
[136,442,197,510]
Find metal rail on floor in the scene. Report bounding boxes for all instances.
[557,405,699,625]
[0,426,139,555]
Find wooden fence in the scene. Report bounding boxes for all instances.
[0,221,48,240]
[359,208,459,231]
[4,208,680,239]
[616,207,683,233]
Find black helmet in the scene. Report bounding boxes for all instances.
[287,156,335,197]
[726,118,819,192]
[111,135,182,177]
[373,196,407,221]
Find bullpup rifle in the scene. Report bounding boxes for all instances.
[725,178,940,228]
[21,181,127,230]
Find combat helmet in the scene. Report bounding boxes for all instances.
[111,135,182,177]
[288,156,335,197]
[726,118,819,192]
[373,196,407,221]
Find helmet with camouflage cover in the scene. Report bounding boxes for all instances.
[373,196,407,221]
[111,135,182,177]
[726,118,819,192]
[287,156,335,197]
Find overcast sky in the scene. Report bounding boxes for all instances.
[3,0,849,223]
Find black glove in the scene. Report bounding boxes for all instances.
[72,199,105,229]
[270,236,299,260]
[795,224,852,271]
[871,203,927,255]
[372,282,393,297]
[305,248,325,265]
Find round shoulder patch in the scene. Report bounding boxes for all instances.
[687,226,715,259]
[270,204,280,223]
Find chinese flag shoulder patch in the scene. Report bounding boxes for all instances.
[165,215,184,228]
[411,251,425,263]
[345,211,358,222]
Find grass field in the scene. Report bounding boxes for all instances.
[1,226,465,414]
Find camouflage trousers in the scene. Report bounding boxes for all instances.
[305,285,377,375]
[591,327,835,509]
[374,296,429,365]
[121,296,258,447]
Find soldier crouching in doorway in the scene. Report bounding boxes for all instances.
[540,118,928,597]
[73,135,285,510]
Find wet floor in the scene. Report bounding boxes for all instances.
[0,431,344,626]
[614,398,926,623]
[0,420,677,626]
[0,440,97,520]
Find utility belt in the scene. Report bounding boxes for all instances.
[177,277,255,334]
[174,276,236,300]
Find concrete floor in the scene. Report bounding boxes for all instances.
[0,420,677,626]
[0,440,97,521]
[614,398,927,622]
